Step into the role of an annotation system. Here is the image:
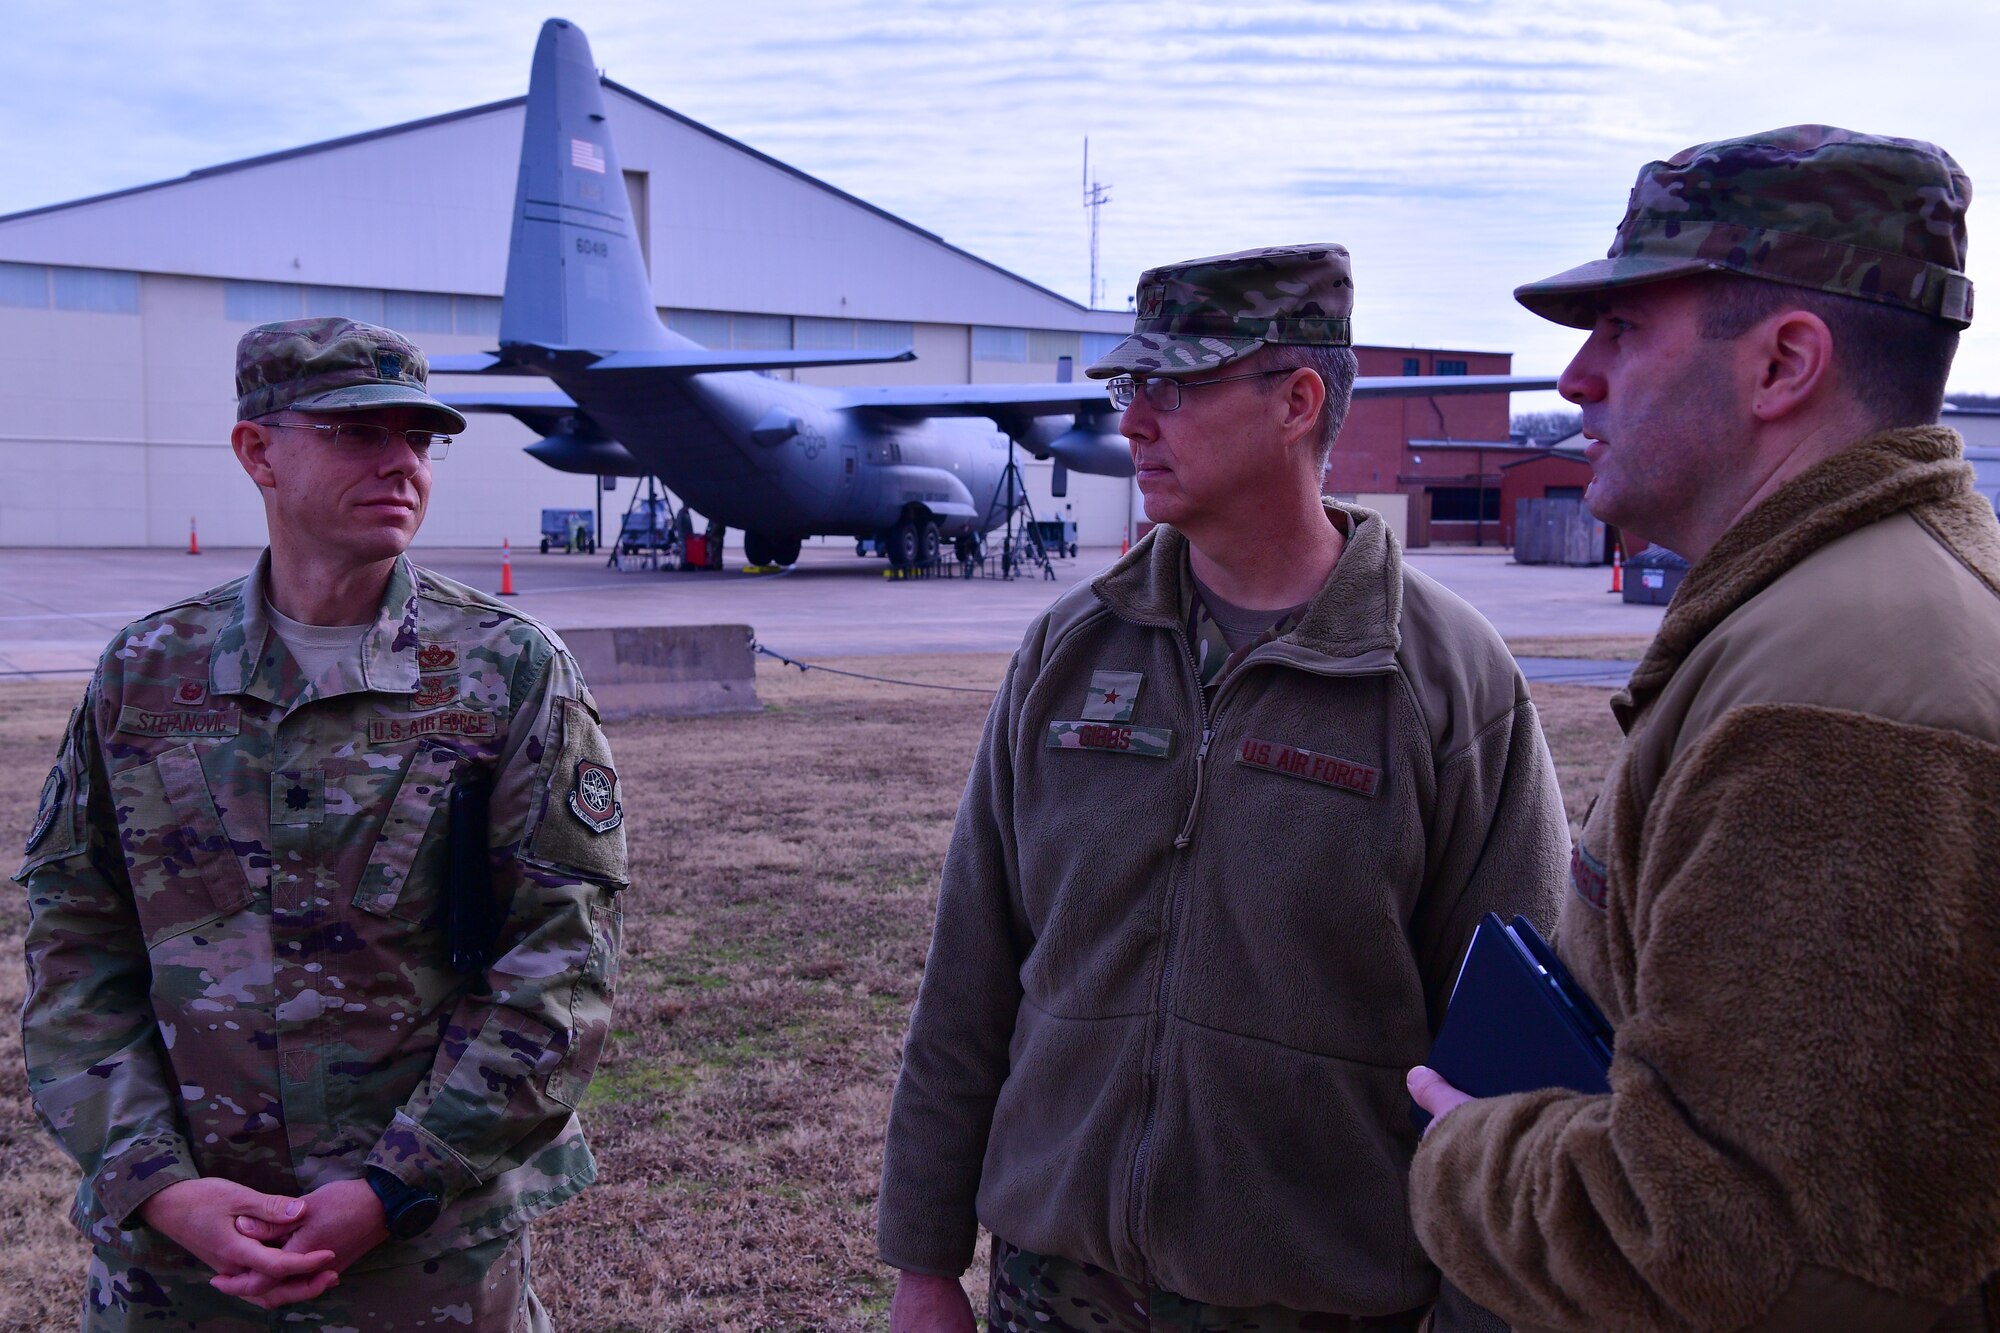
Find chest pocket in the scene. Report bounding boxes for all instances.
[352,742,458,924]
[110,743,256,948]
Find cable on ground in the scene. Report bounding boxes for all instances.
[752,642,998,695]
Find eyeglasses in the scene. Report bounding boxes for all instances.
[1105,369,1291,412]
[267,421,452,459]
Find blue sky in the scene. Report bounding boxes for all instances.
[5,0,1998,406]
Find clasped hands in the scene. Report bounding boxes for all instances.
[138,1176,390,1309]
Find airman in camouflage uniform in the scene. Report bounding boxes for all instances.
[20,317,626,1330]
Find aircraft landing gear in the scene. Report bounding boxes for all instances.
[705,523,727,570]
[917,520,941,569]
[955,533,985,579]
[886,518,919,569]
[745,532,801,567]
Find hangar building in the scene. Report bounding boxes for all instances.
[0,78,1521,552]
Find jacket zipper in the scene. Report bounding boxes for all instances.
[1124,636,1397,1268]
[1127,624,1211,1264]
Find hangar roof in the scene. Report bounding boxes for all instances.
[0,83,1130,334]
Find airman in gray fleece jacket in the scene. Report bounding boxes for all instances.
[879,242,1569,1333]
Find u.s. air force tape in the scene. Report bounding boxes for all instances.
[1045,720,1172,758]
[1235,737,1379,796]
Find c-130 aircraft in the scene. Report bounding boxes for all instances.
[440,18,1554,570]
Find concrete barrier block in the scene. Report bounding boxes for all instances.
[558,624,760,718]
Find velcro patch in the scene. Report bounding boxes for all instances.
[1081,669,1143,722]
[369,710,498,744]
[417,641,458,672]
[172,678,208,707]
[1571,842,1609,911]
[412,674,459,709]
[526,696,629,887]
[1236,738,1380,797]
[25,764,63,853]
[116,705,242,739]
[1046,720,1172,757]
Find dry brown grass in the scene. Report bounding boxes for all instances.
[1505,634,1655,661]
[0,659,1624,1332]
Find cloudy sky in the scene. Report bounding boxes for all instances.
[5,0,1998,408]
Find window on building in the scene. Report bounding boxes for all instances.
[1429,486,1501,522]
[225,280,303,323]
[386,290,454,334]
[454,295,502,336]
[729,313,792,350]
[666,309,729,347]
[51,267,139,314]
[973,326,1028,362]
[1435,359,1468,376]
[854,319,914,352]
[794,316,855,349]
[1082,332,1125,363]
[304,285,384,323]
[1027,330,1080,364]
[0,262,50,309]
[1403,356,1421,376]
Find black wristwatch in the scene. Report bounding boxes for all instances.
[365,1167,443,1240]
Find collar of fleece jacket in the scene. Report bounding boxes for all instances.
[1090,500,1405,662]
[1616,425,2000,728]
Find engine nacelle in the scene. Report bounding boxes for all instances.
[1046,418,1133,478]
[523,430,647,477]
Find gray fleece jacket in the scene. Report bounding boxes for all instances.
[877,503,1568,1315]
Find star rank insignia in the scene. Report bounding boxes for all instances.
[568,759,623,833]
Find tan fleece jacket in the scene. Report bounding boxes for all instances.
[1411,427,2000,1333]
[879,503,1568,1315]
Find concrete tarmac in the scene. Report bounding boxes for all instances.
[0,543,1662,681]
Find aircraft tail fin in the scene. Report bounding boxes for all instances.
[500,18,676,354]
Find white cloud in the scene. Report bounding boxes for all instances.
[3,0,1996,393]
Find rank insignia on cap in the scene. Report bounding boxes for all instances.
[1081,670,1142,722]
[174,678,208,707]
[416,642,458,672]
[568,759,623,833]
[377,351,406,381]
[25,764,63,853]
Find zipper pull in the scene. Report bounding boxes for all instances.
[1173,729,1216,849]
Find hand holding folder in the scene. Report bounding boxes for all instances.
[1410,913,1615,1132]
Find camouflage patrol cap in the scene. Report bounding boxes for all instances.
[1517,124,1974,329]
[1085,243,1354,379]
[235,316,468,429]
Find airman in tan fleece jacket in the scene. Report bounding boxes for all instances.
[1408,126,2000,1333]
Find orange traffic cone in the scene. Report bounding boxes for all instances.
[188,516,201,556]
[500,538,516,595]
[1608,543,1624,594]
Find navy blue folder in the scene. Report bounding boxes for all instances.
[1412,913,1615,1132]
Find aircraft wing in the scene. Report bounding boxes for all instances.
[839,374,1558,420]
[430,348,917,376]
[439,388,580,435]
[839,382,1115,419]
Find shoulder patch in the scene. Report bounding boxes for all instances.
[25,764,64,853]
[526,696,629,886]
[567,759,623,833]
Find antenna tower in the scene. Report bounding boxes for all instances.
[1083,138,1111,309]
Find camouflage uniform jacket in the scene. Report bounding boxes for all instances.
[19,552,628,1270]
[880,502,1568,1315]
